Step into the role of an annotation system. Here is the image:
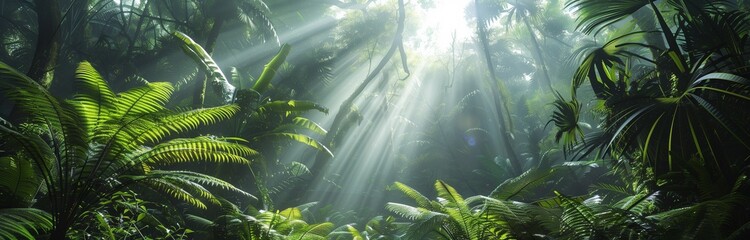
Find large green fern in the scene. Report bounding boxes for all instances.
[0,61,257,238]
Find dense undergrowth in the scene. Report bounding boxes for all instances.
[1,0,750,239]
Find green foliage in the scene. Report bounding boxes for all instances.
[68,190,191,240]
[0,156,40,208]
[187,201,335,240]
[253,44,291,93]
[558,0,750,178]
[0,208,52,240]
[0,60,256,237]
[174,31,236,103]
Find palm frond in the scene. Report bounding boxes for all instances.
[0,208,52,240]
[236,0,280,44]
[566,0,650,34]
[549,95,584,154]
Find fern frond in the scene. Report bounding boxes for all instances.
[434,180,465,207]
[490,167,557,200]
[0,157,40,207]
[253,133,332,157]
[147,170,255,199]
[72,61,117,134]
[114,82,173,117]
[132,136,257,166]
[0,208,52,240]
[132,105,239,144]
[557,192,599,239]
[390,182,432,208]
[185,214,214,231]
[134,177,207,209]
[385,203,447,221]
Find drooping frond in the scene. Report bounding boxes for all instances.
[566,0,650,34]
[0,208,52,240]
[490,167,558,201]
[125,170,256,209]
[0,157,40,207]
[236,0,280,45]
[290,117,327,135]
[132,105,240,145]
[134,176,208,209]
[390,182,433,208]
[131,136,257,166]
[385,203,448,221]
[253,133,332,157]
[549,95,584,154]
[557,192,600,239]
[0,61,86,169]
[288,222,334,239]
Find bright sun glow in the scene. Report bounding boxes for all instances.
[411,0,473,53]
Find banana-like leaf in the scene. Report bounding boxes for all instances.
[173,31,236,103]
[252,44,291,93]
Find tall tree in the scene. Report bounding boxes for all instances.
[474,0,523,175]
[26,0,62,88]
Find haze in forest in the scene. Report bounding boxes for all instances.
[1,0,750,239]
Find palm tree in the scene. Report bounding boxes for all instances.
[0,61,257,239]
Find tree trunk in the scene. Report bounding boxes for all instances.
[522,17,554,92]
[474,0,522,175]
[301,0,407,195]
[27,0,62,88]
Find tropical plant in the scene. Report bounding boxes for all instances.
[187,200,335,240]
[66,190,191,239]
[0,60,257,238]
[555,0,750,179]
[386,180,531,239]
[174,31,331,208]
